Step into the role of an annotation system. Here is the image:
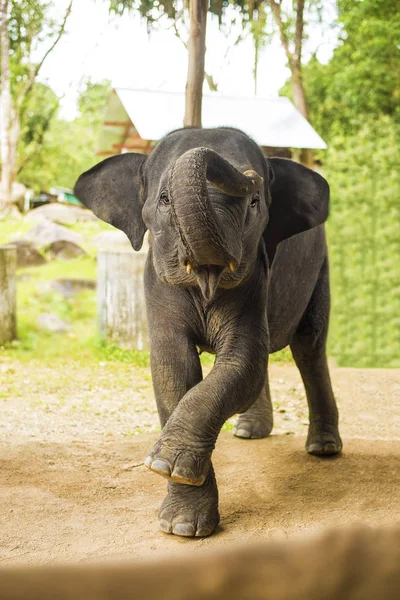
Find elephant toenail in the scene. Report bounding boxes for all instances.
[150,459,172,477]
[171,467,205,486]
[172,523,196,537]
[324,442,341,454]
[195,525,214,538]
[159,519,172,534]
[234,428,252,439]
[307,443,323,454]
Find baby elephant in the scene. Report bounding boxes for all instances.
[75,127,342,538]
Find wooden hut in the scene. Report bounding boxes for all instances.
[96,89,327,159]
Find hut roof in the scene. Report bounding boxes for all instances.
[96,88,327,156]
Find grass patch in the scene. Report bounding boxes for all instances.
[96,341,150,367]
[269,346,294,364]
[221,421,235,431]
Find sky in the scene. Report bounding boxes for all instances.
[38,0,339,120]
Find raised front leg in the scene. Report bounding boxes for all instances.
[145,311,269,487]
[290,258,342,456]
[234,372,273,439]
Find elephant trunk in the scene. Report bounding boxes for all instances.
[168,147,262,274]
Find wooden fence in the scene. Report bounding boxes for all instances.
[0,245,17,345]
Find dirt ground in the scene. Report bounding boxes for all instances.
[0,363,399,565]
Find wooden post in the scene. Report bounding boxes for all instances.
[183,0,208,127]
[0,244,17,344]
[98,250,149,350]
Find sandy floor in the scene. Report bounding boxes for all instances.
[0,364,399,564]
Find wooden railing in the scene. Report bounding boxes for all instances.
[0,245,17,345]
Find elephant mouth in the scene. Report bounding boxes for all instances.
[191,264,225,303]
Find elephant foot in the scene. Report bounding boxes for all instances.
[159,470,219,538]
[233,414,273,439]
[144,431,212,486]
[306,417,342,456]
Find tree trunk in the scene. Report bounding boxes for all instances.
[0,0,14,209]
[0,245,17,344]
[254,37,259,96]
[291,62,313,168]
[291,63,309,121]
[9,110,20,182]
[183,0,207,127]
[98,250,149,350]
[268,0,314,168]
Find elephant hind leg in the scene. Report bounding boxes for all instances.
[289,257,342,456]
[233,373,273,439]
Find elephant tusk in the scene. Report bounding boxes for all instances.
[229,262,236,272]
[186,263,192,275]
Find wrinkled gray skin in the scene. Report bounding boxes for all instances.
[74,127,342,538]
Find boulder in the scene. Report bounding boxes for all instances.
[12,241,47,268]
[23,219,84,249]
[26,203,99,225]
[93,230,132,249]
[93,230,149,253]
[68,205,100,222]
[25,203,77,226]
[45,240,87,261]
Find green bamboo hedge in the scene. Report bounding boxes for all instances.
[325,117,400,367]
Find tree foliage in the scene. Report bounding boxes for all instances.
[19,80,111,192]
[0,0,72,207]
[301,0,400,139]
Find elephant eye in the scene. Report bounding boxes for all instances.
[159,190,170,205]
[250,193,260,208]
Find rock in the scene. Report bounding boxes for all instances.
[51,279,96,298]
[93,230,149,254]
[22,219,84,248]
[25,203,99,226]
[68,205,100,222]
[37,313,70,333]
[12,241,47,268]
[45,240,87,261]
[26,204,78,226]
[93,230,132,249]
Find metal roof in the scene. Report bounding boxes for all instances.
[96,88,327,155]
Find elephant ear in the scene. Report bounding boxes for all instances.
[263,158,329,264]
[74,153,147,251]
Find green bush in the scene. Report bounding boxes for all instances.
[326,116,400,367]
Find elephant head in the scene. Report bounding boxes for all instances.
[74,130,329,302]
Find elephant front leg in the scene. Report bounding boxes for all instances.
[148,336,219,537]
[145,336,268,487]
[234,371,273,439]
[158,467,219,537]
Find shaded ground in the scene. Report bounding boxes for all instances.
[0,364,399,564]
